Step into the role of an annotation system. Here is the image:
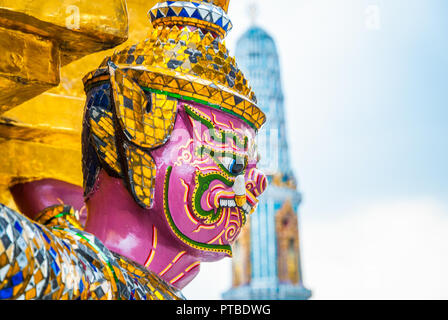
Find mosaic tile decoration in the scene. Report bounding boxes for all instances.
[123,142,158,209]
[89,106,123,176]
[0,204,184,300]
[109,63,178,150]
[148,1,233,38]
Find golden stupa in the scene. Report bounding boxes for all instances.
[0,0,161,208]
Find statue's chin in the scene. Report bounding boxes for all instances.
[193,248,233,262]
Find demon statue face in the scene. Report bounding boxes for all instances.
[82,0,267,261]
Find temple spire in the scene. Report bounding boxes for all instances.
[222,22,311,301]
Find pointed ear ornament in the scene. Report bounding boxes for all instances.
[108,62,179,208]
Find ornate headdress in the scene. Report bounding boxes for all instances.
[82,0,265,208]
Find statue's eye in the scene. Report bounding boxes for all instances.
[220,156,247,175]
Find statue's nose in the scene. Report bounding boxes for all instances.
[247,168,268,198]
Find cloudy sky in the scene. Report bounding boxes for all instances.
[183,0,448,299]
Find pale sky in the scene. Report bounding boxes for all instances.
[183,0,448,300]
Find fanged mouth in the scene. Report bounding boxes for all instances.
[218,198,254,216]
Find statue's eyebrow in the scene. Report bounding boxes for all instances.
[184,104,248,150]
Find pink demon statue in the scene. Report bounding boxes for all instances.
[0,0,267,300]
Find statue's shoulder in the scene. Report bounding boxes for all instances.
[33,204,184,300]
[0,202,83,231]
[34,204,83,230]
[0,203,184,300]
[0,202,38,232]
[0,203,18,216]
[112,252,185,300]
[0,203,27,237]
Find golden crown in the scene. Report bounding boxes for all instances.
[83,0,265,130]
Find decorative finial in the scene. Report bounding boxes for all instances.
[248,2,258,25]
[148,0,233,38]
